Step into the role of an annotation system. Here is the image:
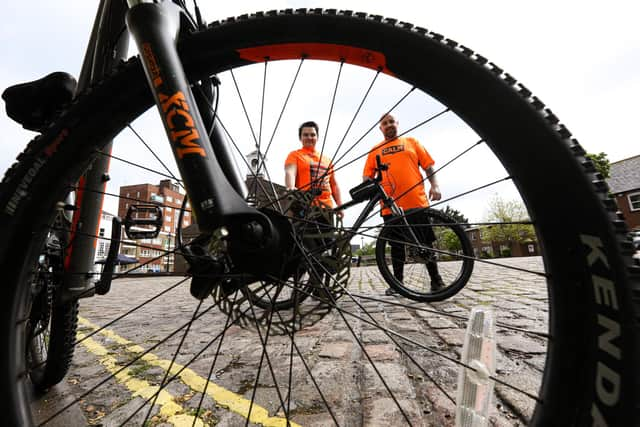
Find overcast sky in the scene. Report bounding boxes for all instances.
[1,1,639,225]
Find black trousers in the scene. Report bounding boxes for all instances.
[382,208,436,281]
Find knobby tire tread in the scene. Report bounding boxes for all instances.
[0,8,638,426]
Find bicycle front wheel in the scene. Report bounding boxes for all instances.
[1,8,639,426]
[376,208,474,302]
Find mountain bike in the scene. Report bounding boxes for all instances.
[247,156,476,309]
[1,1,639,426]
[338,155,474,302]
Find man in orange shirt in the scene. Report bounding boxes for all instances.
[285,121,343,210]
[363,113,444,295]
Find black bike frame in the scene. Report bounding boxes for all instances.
[336,176,424,248]
[63,0,130,297]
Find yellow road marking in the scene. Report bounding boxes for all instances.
[76,331,201,424]
[78,316,302,427]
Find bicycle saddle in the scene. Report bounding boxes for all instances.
[2,72,77,132]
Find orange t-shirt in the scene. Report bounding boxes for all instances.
[285,146,335,207]
[363,136,434,215]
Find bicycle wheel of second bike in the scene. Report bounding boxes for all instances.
[376,208,474,302]
[1,8,639,427]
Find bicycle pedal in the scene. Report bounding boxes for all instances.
[123,204,163,239]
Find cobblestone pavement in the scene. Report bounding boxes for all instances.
[60,256,547,426]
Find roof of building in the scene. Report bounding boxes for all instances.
[607,154,640,194]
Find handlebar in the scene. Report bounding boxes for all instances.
[374,154,388,182]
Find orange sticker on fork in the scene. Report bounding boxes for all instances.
[238,43,394,75]
[160,91,207,158]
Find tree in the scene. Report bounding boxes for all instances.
[442,205,470,228]
[484,196,536,253]
[356,241,375,256]
[439,227,462,254]
[585,152,611,179]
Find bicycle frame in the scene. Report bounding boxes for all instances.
[63,0,131,297]
[64,0,277,297]
[335,164,424,248]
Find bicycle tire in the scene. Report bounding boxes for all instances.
[375,208,474,302]
[0,8,638,426]
[29,298,79,392]
[26,217,79,392]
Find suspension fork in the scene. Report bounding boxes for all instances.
[125,2,275,243]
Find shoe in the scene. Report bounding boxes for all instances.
[385,287,397,296]
[430,274,445,292]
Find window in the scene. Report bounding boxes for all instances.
[99,228,105,237]
[166,196,173,203]
[528,244,535,253]
[629,192,640,211]
[165,216,172,222]
[97,241,107,258]
[150,194,164,203]
[166,207,172,213]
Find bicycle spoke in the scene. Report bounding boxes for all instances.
[6,8,631,427]
[94,149,181,184]
[125,124,185,188]
[275,275,543,405]
[229,68,260,147]
[37,298,223,426]
[140,299,206,425]
[73,277,190,347]
[329,70,381,164]
[267,240,544,406]
[257,60,268,156]
[192,292,239,427]
[318,60,345,164]
[290,233,417,424]
[351,294,549,339]
[243,284,290,424]
[261,59,305,166]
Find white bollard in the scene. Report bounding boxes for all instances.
[455,306,496,427]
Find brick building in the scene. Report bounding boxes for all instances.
[465,226,539,258]
[118,179,191,272]
[607,154,640,231]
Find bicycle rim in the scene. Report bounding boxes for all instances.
[1,9,638,426]
[376,209,475,302]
